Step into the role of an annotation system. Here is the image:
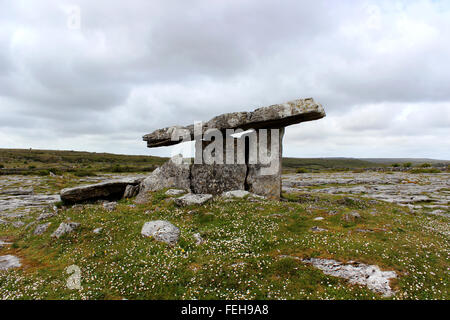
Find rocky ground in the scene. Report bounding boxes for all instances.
[0,171,448,299]
[283,172,449,215]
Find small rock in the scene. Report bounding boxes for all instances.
[193,233,205,245]
[0,255,21,270]
[0,240,12,248]
[165,189,187,196]
[51,222,80,238]
[222,190,250,199]
[314,217,324,221]
[93,227,103,234]
[34,222,51,235]
[174,194,213,207]
[37,212,56,221]
[103,202,117,211]
[141,220,180,245]
[355,228,374,233]
[342,212,361,222]
[12,221,25,228]
[311,226,327,232]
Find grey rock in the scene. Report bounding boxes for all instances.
[1,188,34,196]
[123,184,140,198]
[165,189,187,196]
[313,217,325,221]
[102,202,117,211]
[302,258,397,297]
[0,240,11,248]
[137,155,191,201]
[311,226,327,232]
[60,177,142,204]
[175,194,213,207]
[37,212,56,221]
[141,220,180,245]
[51,222,80,238]
[93,227,103,234]
[34,222,51,235]
[221,190,250,198]
[191,164,247,195]
[342,212,361,222]
[193,233,205,245]
[0,255,21,270]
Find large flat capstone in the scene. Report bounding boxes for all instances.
[143,98,325,148]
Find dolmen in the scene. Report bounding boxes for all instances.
[60,98,325,204]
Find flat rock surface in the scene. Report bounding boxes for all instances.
[175,194,213,206]
[283,172,449,212]
[143,98,325,147]
[302,258,397,297]
[0,255,21,270]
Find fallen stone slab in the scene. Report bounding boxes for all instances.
[302,258,397,297]
[143,98,325,148]
[0,255,21,270]
[60,177,142,204]
[175,194,213,207]
[51,222,80,238]
[141,220,180,245]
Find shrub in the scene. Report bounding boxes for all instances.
[420,163,432,168]
[295,168,309,174]
[403,162,412,168]
[392,163,400,167]
[0,164,4,169]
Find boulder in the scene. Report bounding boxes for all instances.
[136,155,190,201]
[34,222,51,235]
[191,164,247,195]
[0,255,21,270]
[141,220,180,245]
[51,222,80,238]
[60,177,142,204]
[175,194,213,207]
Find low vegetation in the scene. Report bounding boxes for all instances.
[0,149,168,176]
[0,182,448,300]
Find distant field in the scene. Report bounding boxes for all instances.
[282,157,381,172]
[0,149,168,176]
[0,149,447,176]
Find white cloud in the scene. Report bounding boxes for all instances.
[0,0,449,159]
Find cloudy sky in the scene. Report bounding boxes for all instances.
[0,0,449,159]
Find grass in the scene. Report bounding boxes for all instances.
[0,184,448,300]
[0,149,168,176]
